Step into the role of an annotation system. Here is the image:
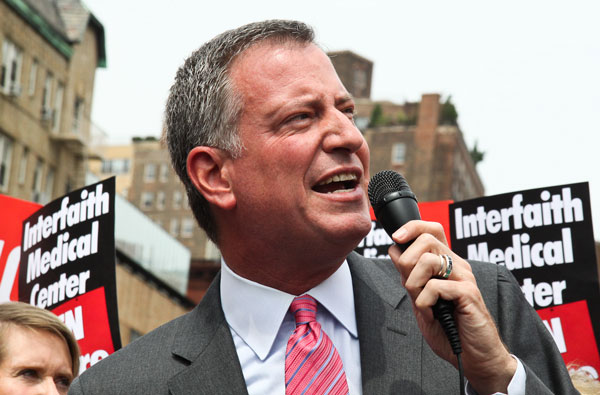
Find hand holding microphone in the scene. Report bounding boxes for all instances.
[368,170,461,356]
[368,170,517,394]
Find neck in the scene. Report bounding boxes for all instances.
[219,238,348,295]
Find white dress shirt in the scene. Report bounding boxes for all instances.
[220,259,525,395]
[221,260,362,394]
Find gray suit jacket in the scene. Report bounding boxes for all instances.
[69,252,577,394]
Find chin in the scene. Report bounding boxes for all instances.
[324,215,372,249]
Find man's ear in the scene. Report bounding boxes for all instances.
[186,146,236,210]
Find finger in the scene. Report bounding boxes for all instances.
[395,231,445,269]
[414,277,480,317]
[389,235,465,287]
[403,252,445,299]
[392,220,448,246]
[413,279,459,322]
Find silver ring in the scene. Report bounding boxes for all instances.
[440,254,452,279]
[437,254,447,277]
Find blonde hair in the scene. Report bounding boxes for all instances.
[568,364,600,395]
[0,302,80,376]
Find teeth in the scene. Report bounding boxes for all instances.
[318,172,357,186]
[326,188,353,194]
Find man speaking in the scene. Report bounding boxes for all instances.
[69,20,577,394]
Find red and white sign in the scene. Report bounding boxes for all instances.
[0,195,41,302]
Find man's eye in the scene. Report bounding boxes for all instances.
[287,113,310,123]
[342,107,356,123]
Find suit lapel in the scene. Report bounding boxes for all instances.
[167,273,249,395]
[347,252,425,394]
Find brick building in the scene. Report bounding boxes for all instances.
[88,143,133,197]
[0,0,106,204]
[115,249,193,346]
[329,50,484,202]
[125,137,221,302]
[364,93,484,202]
[0,0,196,347]
[328,50,373,99]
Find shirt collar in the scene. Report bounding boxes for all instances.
[220,259,357,361]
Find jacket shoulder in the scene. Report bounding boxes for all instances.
[70,310,192,394]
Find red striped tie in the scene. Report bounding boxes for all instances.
[285,295,350,395]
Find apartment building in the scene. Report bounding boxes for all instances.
[126,137,221,302]
[0,0,105,204]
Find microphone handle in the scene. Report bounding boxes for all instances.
[377,199,462,356]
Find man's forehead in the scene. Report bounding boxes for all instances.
[229,41,346,99]
[230,40,321,74]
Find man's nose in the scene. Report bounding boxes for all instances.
[321,110,365,153]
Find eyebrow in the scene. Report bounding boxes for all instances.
[289,93,355,110]
[335,93,354,106]
[264,92,355,121]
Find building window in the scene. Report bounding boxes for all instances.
[31,158,43,203]
[101,158,130,174]
[172,190,182,209]
[140,192,154,210]
[72,97,84,133]
[391,143,406,165]
[181,218,194,238]
[144,163,156,182]
[28,59,38,96]
[41,73,53,122]
[52,82,64,132]
[0,39,23,96]
[18,146,28,185]
[0,133,13,192]
[169,218,179,237]
[156,191,165,210]
[159,163,169,182]
[41,167,55,204]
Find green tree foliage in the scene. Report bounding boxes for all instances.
[397,110,417,126]
[440,96,458,125]
[469,140,485,166]
[369,103,385,127]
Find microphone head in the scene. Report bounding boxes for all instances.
[368,170,413,210]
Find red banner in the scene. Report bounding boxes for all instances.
[51,287,115,371]
[0,195,41,302]
[537,300,600,374]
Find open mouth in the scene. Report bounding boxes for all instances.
[313,172,359,194]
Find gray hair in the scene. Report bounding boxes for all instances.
[164,20,315,243]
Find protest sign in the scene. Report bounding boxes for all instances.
[449,182,600,375]
[18,177,121,373]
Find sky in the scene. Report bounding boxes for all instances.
[83,0,600,238]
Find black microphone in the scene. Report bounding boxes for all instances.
[368,170,462,357]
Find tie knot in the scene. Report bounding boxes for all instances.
[290,295,317,326]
